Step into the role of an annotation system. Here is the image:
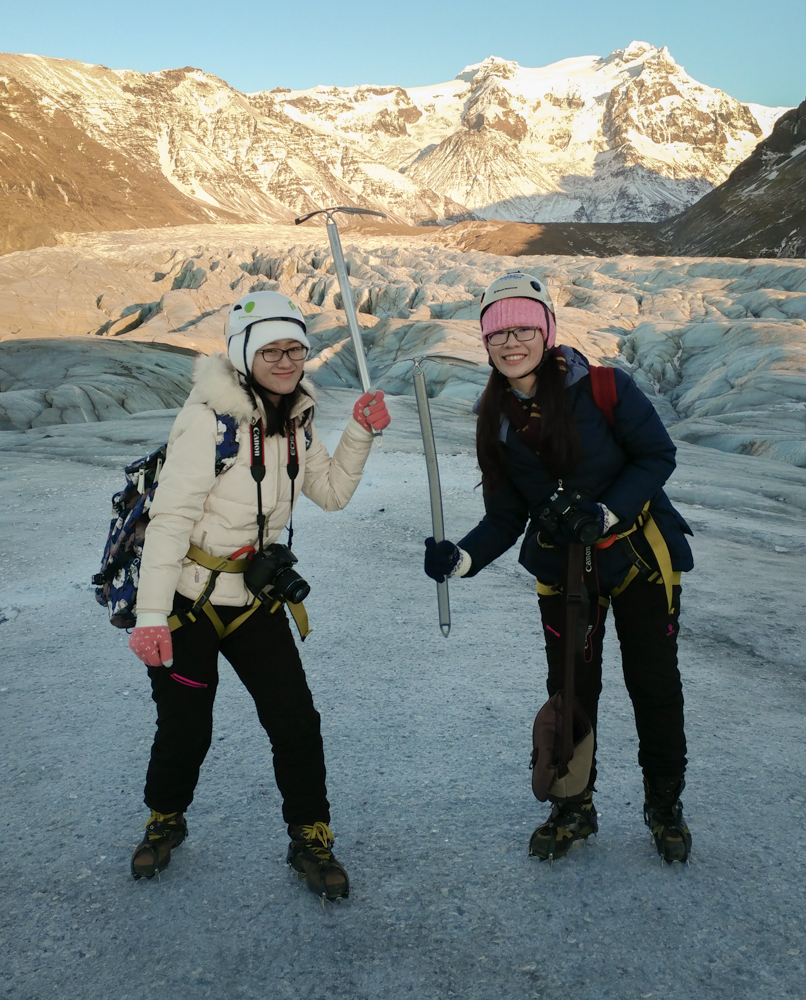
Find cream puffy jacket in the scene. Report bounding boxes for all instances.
[136,353,373,615]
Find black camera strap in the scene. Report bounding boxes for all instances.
[250,420,267,555]
[286,421,299,550]
[250,418,299,553]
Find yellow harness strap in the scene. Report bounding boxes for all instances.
[609,512,680,613]
[167,601,249,637]
[536,578,609,608]
[167,545,312,640]
[641,513,679,615]
[535,505,680,614]
[201,597,311,641]
[171,595,310,640]
[608,565,639,600]
[202,600,260,640]
[286,601,312,640]
[185,543,251,574]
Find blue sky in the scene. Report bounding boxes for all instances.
[2,0,804,108]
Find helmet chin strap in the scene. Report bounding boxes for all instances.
[530,349,550,377]
[241,326,252,377]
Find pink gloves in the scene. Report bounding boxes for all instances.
[129,613,174,667]
[353,391,391,433]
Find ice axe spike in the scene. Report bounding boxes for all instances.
[295,207,387,448]
[412,360,451,637]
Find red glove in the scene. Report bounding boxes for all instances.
[129,613,174,667]
[353,391,390,433]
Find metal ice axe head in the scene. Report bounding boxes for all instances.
[294,206,388,226]
[295,206,387,446]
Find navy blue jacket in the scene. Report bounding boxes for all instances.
[459,348,693,592]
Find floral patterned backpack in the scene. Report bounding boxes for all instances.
[92,414,240,628]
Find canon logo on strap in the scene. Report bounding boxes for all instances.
[249,420,266,484]
[251,422,263,460]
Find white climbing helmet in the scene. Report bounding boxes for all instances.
[479,272,556,349]
[225,291,310,376]
[480,272,555,317]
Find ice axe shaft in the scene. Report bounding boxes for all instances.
[560,543,588,771]
[412,361,450,637]
[325,221,372,392]
[295,206,386,447]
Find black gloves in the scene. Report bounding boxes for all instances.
[424,537,461,583]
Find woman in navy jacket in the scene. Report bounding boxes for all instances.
[424,272,694,864]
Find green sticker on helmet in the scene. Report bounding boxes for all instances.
[244,301,255,313]
[287,300,297,310]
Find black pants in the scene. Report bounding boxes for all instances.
[144,597,329,826]
[538,575,687,789]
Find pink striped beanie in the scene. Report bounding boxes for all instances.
[480,297,556,349]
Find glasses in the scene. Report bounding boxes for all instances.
[485,327,539,347]
[257,345,309,363]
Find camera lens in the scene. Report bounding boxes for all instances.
[273,567,311,605]
[575,518,601,545]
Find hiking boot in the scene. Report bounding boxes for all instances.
[130,810,188,879]
[643,774,692,863]
[528,788,598,861]
[287,822,349,901]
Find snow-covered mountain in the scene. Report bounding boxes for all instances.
[0,53,469,254]
[0,46,789,254]
[276,43,786,224]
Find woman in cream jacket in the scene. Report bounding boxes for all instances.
[127,291,389,899]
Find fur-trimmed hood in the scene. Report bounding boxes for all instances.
[186,352,316,424]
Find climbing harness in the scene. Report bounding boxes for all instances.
[168,418,311,641]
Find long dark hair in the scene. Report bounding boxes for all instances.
[248,379,314,437]
[476,348,580,493]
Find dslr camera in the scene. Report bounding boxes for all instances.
[537,488,601,546]
[244,543,311,605]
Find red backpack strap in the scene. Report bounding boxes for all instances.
[589,365,618,427]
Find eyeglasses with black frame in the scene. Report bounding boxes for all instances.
[257,345,309,363]
[485,327,539,346]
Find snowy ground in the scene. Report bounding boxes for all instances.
[2,390,806,1000]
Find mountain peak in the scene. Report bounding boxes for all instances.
[623,41,656,61]
[603,41,676,67]
[455,56,520,83]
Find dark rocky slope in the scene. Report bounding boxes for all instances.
[659,98,806,257]
[455,101,805,260]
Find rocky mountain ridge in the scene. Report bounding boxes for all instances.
[0,45,789,254]
[660,97,806,257]
[443,98,806,261]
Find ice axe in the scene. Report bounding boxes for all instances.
[295,206,387,447]
[412,360,450,637]
[530,543,594,801]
